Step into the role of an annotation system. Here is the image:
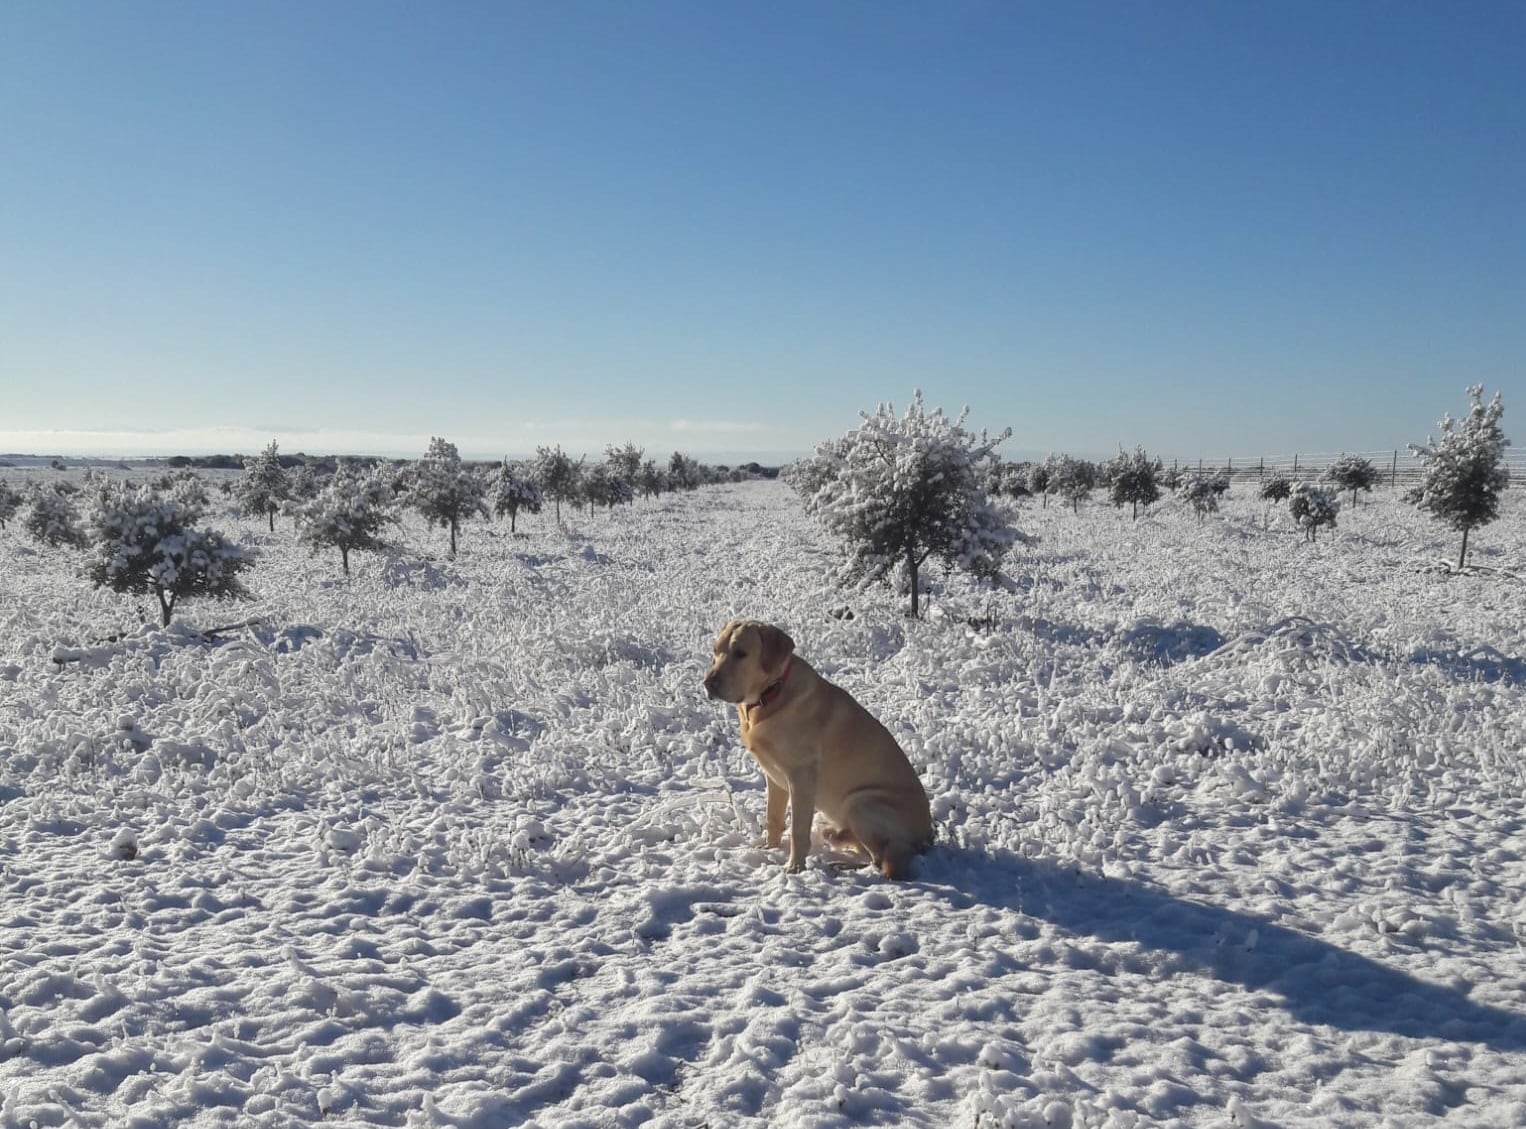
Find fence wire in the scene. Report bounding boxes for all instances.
[1164,448,1525,489]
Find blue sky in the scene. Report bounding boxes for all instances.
[2,1,1521,464]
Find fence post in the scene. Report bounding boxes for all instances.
[1391,450,1398,489]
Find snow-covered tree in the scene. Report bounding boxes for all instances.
[87,482,254,626]
[583,463,635,511]
[23,483,88,549]
[1105,446,1163,519]
[406,437,488,557]
[636,459,667,500]
[287,463,321,505]
[1324,454,1379,508]
[535,445,582,522]
[297,460,397,574]
[1027,460,1053,507]
[1289,483,1340,543]
[237,440,290,532]
[668,452,704,492]
[784,438,847,505]
[493,460,543,533]
[1406,385,1510,570]
[795,391,1021,618]
[0,479,20,529]
[1048,455,1096,514]
[1259,472,1294,503]
[984,458,1032,501]
[605,443,645,491]
[1176,472,1223,521]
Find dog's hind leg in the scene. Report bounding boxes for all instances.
[875,838,917,880]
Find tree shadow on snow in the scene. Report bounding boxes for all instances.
[921,847,1526,1052]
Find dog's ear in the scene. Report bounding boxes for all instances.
[758,624,795,676]
[714,620,741,653]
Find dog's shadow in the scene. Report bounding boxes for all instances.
[918,846,1526,1052]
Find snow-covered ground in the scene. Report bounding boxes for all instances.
[2,475,1524,1128]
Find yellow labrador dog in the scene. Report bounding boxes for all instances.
[703,619,933,879]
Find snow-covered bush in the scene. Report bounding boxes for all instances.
[87,482,255,625]
[793,391,1021,617]
[494,460,543,533]
[23,483,88,549]
[406,437,488,557]
[1324,453,1380,507]
[1259,472,1293,503]
[236,440,290,531]
[158,468,212,512]
[1104,446,1163,519]
[1289,483,1340,542]
[296,459,397,574]
[1176,472,1223,520]
[1406,384,1511,570]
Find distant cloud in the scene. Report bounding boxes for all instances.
[669,419,767,434]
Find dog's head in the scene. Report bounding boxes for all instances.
[703,619,795,704]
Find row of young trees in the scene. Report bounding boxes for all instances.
[232,440,734,547]
[2,386,1507,625]
[0,439,732,625]
[1004,386,1509,566]
[786,385,1510,615]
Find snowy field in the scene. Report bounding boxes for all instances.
[2,474,1524,1128]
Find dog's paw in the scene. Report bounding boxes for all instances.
[783,857,807,874]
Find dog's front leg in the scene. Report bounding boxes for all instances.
[761,774,787,849]
[784,768,817,873]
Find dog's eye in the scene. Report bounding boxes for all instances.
[733,648,747,659]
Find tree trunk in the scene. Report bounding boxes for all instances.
[268,507,276,533]
[341,546,351,575]
[157,589,174,627]
[907,550,921,619]
[1459,527,1470,571]
[449,521,458,558]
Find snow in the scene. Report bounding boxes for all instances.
[2,475,1524,1128]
